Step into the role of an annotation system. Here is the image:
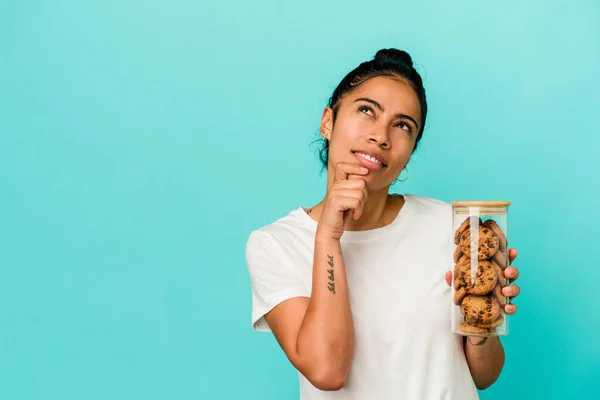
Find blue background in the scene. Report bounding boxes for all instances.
[2,0,599,399]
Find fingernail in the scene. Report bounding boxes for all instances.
[360,167,368,172]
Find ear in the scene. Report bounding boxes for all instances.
[320,107,333,141]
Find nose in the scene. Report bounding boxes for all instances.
[368,129,390,149]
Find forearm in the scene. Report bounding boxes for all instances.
[464,336,505,390]
[296,236,354,387]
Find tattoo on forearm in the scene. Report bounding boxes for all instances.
[467,336,488,346]
[327,255,335,294]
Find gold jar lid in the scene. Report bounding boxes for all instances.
[451,201,511,207]
[452,200,510,215]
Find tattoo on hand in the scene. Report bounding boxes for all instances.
[467,336,488,346]
[327,255,335,294]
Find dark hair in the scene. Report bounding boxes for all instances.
[317,48,428,169]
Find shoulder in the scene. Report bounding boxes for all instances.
[245,207,313,254]
[402,194,454,238]
[402,194,454,253]
[245,208,313,294]
[406,194,452,218]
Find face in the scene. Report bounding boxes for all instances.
[320,76,422,191]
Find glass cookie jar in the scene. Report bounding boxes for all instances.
[450,201,511,337]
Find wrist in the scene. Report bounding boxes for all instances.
[467,336,489,346]
[315,234,341,245]
[315,229,341,245]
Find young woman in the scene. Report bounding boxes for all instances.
[245,48,521,399]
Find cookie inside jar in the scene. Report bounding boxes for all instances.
[451,201,510,336]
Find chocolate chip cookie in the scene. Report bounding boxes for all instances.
[454,259,472,290]
[453,286,468,305]
[492,282,507,308]
[459,225,500,260]
[468,260,497,295]
[460,294,501,326]
[454,216,482,245]
[491,259,507,287]
[459,322,493,335]
[483,219,507,252]
[473,315,505,329]
[453,244,464,263]
[492,250,508,269]
[454,259,496,296]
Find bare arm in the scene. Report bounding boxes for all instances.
[265,237,353,390]
[264,162,369,391]
[464,336,505,389]
[464,253,521,390]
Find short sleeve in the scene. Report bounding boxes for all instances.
[245,230,310,332]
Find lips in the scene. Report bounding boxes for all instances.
[352,150,387,167]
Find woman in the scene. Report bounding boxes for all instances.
[245,48,521,399]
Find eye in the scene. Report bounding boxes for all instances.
[395,121,412,133]
[357,104,374,116]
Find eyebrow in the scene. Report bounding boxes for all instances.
[355,97,420,130]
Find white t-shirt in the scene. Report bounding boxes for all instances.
[245,194,479,400]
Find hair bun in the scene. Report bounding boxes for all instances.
[374,48,413,67]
